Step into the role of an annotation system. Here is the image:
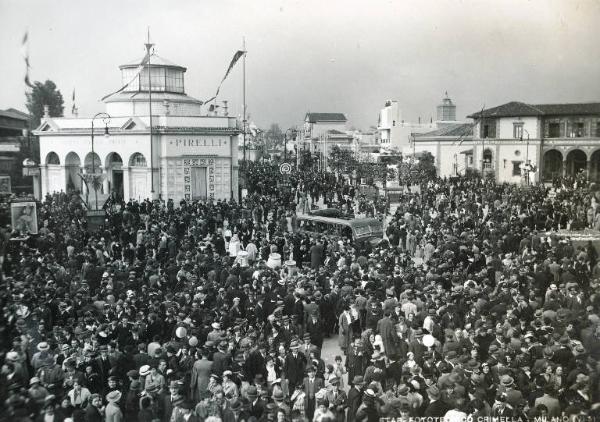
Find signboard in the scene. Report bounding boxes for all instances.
[279,162,292,175]
[0,176,10,193]
[22,167,40,176]
[11,201,38,235]
[166,136,230,156]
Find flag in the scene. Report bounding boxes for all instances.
[204,50,246,104]
[22,31,34,88]
[71,88,77,115]
[101,51,150,101]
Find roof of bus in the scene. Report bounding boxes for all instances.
[297,214,382,228]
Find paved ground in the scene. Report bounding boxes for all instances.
[320,334,350,390]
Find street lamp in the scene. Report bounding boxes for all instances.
[521,128,530,185]
[90,112,111,210]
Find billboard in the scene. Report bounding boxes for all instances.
[10,201,38,235]
[0,176,10,193]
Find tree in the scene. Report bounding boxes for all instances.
[328,145,357,173]
[415,151,437,180]
[265,123,284,150]
[25,80,64,128]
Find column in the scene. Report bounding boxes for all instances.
[81,167,88,196]
[40,165,49,197]
[122,166,130,201]
[102,168,109,195]
[562,160,567,178]
[586,160,591,181]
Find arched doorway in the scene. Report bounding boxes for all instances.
[105,152,124,199]
[565,149,587,178]
[45,152,60,165]
[483,148,493,173]
[65,152,81,193]
[590,150,600,183]
[543,150,563,182]
[128,153,148,201]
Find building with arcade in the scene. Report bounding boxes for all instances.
[412,101,600,184]
[34,53,240,204]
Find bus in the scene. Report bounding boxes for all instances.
[297,211,383,250]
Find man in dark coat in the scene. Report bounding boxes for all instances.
[424,385,450,417]
[346,375,365,422]
[283,341,307,391]
[377,310,401,358]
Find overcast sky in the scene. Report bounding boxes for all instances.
[1,0,599,130]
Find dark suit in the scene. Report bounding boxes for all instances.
[283,352,306,391]
[249,398,266,419]
[84,404,103,422]
[424,399,450,417]
[346,387,363,422]
[306,317,324,351]
[212,350,231,376]
[303,376,324,419]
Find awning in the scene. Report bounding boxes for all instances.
[459,149,473,155]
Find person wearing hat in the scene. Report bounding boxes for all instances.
[284,340,307,392]
[212,340,232,377]
[347,375,365,422]
[325,375,347,421]
[28,376,50,410]
[105,390,124,422]
[424,384,449,417]
[124,380,143,421]
[302,365,324,420]
[246,385,266,419]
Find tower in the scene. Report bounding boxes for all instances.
[437,92,456,122]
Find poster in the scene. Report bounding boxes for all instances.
[0,176,10,193]
[10,201,38,235]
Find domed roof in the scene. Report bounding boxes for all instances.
[119,53,186,71]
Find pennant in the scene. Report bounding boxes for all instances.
[204,50,246,104]
[101,51,150,101]
[71,88,77,115]
[22,31,34,88]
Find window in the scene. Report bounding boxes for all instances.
[482,121,496,138]
[513,123,524,139]
[468,155,473,166]
[130,153,147,167]
[548,123,561,138]
[512,161,522,176]
[595,120,600,137]
[569,122,585,138]
[393,120,396,127]
[46,152,60,165]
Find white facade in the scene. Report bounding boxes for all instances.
[35,53,240,204]
[378,100,437,150]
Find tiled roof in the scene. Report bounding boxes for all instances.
[468,101,600,118]
[305,113,347,123]
[327,129,349,135]
[415,123,473,137]
[533,103,600,116]
[467,102,544,118]
[0,108,29,121]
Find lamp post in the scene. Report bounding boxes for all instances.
[522,128,530,185]
[90,112,111,210]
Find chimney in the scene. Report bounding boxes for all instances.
[43,105,50,118]
[222,100,229,116]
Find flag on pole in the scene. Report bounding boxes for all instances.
[71,88,77,115]
[101,51,151,101]
[22,31,34,88]
[204,50,246,104]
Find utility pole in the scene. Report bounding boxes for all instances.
[242,37,247,170]
[145,29,155,199]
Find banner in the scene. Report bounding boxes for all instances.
[204,50,246,104]
[101,51,150,101]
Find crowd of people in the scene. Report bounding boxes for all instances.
[1,171,600,422]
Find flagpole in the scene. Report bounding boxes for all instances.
[145,29,155,200]
[242,37,247,169]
